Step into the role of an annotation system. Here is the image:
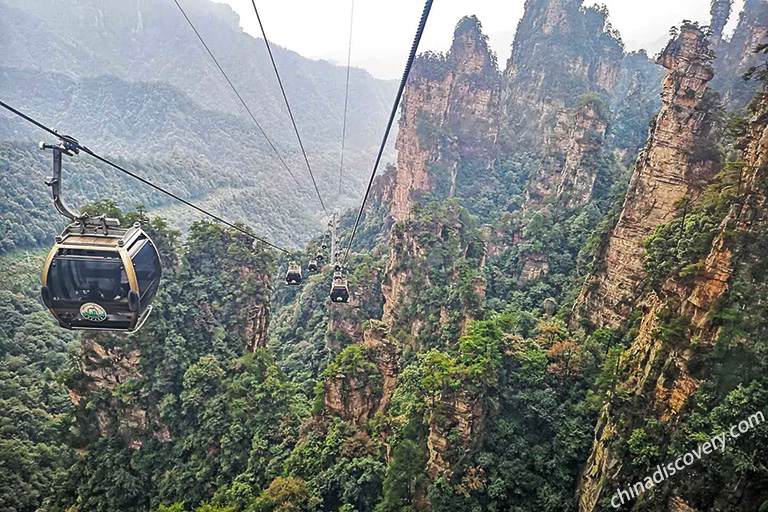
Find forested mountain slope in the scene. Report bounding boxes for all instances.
[0,0,396,250]
[0,68,351,250]
[0,0,395,150]
[0,250,77,512]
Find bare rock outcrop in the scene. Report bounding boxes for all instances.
[71,337,169,447]
[503,0,623,148]
[524,99,609,209]
[387,16,501,222]
[426,387,487,480]
[382,204,484,348]
[711,0,768,108]
[576,25,720,330]
[578,81,768,512]
[683,93,768,329]
[321,321,400,426]
[238,265,272,351]
[710,0,734,40]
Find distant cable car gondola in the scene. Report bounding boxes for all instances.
[308,259,318,273]
[285,261,302,285]
[39,139,162,332]
[330,271,349,303]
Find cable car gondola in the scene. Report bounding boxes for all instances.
[39,139,162,332]
[307,259,318,273]
[285,261,302,285]
[330,271,350,303]
[42,223,162,331]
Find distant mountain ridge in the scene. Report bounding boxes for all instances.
[0,0,397,250]
[0,0,396,150]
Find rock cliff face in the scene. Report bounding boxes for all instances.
[426,388,487,480]
[326,309,363,351]
[243,301,269,350]
[710,0,734,40]
[518,251,551,282]
[577,295,676,511]
[321,321,400,426]
[381,223,432,333]
[503,0,623,148]
[577,82,768,512]
[711,0,768,108]
[525,100,609,208]
[575,34,724,503]
[240,266,271,351]
[388,16,501,222]
[70,337,169,448]
[682,95,768,330]
[67,230,274,449]
[576,26,720,330]
[382,204,484,348]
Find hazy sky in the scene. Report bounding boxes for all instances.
[216,0,746,79]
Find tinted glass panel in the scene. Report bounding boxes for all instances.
[132,239,161,310]
[48,251,129,302]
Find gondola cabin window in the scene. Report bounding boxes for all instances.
[131,238,161,310]
[46,249,135,329]
[49,250,128,302]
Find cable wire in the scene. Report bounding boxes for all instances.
[173,0,302,189]
[338,0,355,202]
[342,0,434,265]
[0,99,291,254]
[250,0,327,215]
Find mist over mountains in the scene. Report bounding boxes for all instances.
[0,0,397,249]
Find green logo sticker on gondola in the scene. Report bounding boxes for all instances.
[80,303,108,322]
